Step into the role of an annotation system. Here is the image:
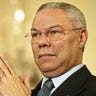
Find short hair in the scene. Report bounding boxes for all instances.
[36,2,86,29]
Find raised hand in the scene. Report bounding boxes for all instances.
[0,54,31,96]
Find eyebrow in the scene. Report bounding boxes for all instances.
[31,24,64,32]
[31,28,37,31]
[49,24,64,29]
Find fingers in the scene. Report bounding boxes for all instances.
[0,54,15,78]
[0,69,5,80]
[0,54,31,96]
[23,75,32,96]
[23,74,31,90]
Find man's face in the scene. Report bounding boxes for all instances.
[31,8,83,77]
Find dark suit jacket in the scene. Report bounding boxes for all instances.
[31,65,96,96]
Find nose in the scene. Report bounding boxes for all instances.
[38,35,51,48]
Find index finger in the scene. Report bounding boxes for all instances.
[0,54,15,75]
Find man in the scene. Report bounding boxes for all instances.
[31,2,96,96]
[0,2,96,96]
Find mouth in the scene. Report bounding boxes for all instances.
[39,54,56,59]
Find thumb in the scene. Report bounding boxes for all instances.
[24,74,32,90]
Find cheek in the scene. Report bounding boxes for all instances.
[54,39,70,54]
[53,40,71,61]
[32,44,39,60]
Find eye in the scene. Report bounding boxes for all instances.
[31,32,40,38]
[51,30,60,34]
[50,30,62,36]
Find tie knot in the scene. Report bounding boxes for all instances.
[37,79,54,96]
[44,79,54,90]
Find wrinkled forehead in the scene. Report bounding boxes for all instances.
[32,8,73,30]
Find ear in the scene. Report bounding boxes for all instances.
[79,29,88,49]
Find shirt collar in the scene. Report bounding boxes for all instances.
[42,64,84,89]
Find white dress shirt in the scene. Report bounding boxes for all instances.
[41,64,84,96]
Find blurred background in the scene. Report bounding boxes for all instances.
[0,0,96,88]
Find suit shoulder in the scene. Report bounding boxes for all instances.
[85,75,96,91]
[87,75,96,84]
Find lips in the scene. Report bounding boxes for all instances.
[39,54,55,59]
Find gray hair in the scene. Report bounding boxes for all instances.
[36,2,86,29]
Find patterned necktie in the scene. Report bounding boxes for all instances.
[37,79,54,96]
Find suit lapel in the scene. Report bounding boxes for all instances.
[51,66,91,96]
[32,66,91,96]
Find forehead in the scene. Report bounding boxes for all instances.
[32,8,73,30]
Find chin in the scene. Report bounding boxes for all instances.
[41,70,60,78]
[42,73,56,78]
